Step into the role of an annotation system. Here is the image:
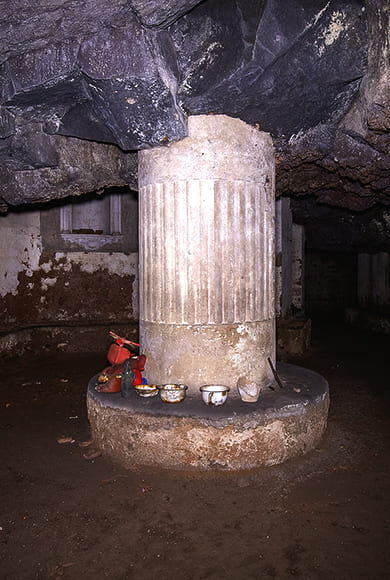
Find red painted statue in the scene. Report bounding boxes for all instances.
[95,331,146,394]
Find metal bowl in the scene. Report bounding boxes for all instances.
[159,384,188,403]
[134,384,159,398]
[200,385,230,406]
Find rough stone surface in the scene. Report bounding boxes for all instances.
[139,114,274,184]
[292,197,390,253]
[130,0,203,29]
[277,318,312,361]
[345,307,390,334]
[173,0,366,138]
[87,362,330,470]
[0,0,388,245]
[0,126,138,207]
[140,321,275,397]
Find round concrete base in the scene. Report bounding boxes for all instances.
[87,363,329,471]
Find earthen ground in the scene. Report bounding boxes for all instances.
[1,322,389,579]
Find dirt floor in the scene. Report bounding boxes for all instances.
[1,322,389,580]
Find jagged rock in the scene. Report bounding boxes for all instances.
[174,0,367,137]
[130,0,203,28]
[291,197,390,253]
[0,107,15,138]
[74,23,187,149]
[0,123,138,206]
[0,0,389,225]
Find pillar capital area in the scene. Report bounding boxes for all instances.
[139,114,274,187]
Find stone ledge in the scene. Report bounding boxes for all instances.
[0,323,138,357]
[345,307,390,334]
[87,363,329,470]
[277,317,311,359]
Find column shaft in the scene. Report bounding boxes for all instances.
[138,115,275,396]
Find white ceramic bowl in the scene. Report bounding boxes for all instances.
[134,384,159,398]
[200,385,230,406]
[159,384,188,403]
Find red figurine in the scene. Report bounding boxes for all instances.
[95,332,145,393]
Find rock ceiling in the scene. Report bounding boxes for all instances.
[0,0,389,250]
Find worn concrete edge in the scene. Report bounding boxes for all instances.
[87,363,329,429]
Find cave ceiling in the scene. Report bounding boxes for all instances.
[0,0,389,249]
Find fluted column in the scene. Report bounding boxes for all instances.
[138,115,275,397]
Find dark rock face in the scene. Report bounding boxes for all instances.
[292,196,390,253]
[174,0,366,137]
[130,0,204,28]
[0,124,138,206]
[0,0,389,247]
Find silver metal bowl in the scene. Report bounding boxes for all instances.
[159,384,188,403]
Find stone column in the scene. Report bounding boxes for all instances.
[138,115,275,397]
[292,223,305,314]
[275,197,293,318]
[358,252,390,311]
[357,253,371,308]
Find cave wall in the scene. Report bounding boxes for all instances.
[0,0,388,355]
[0,203,139,356]
[305,252,357,319]
[344,252,390,333]
[357,253,390,312]
[1,0,389,216]
[1,192,387,360]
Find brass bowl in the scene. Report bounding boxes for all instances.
[134,384,159,398]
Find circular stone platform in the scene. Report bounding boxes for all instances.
[87,363,329,471]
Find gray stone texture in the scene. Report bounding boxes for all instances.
[0,0,389,238]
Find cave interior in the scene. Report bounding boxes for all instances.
[1,0,389,358]
[1,1,390,578]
